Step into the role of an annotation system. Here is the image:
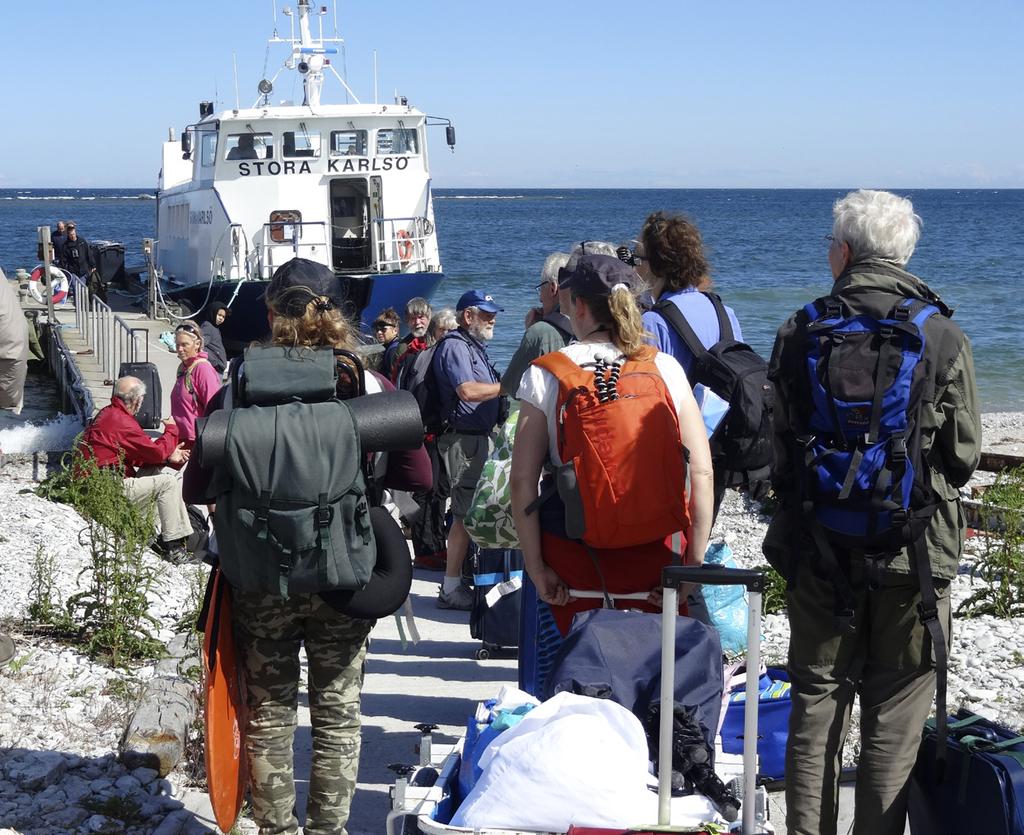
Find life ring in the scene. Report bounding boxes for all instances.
[396,229,413,264]
[29,264,70,305]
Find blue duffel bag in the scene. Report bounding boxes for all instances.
[542,609,723,751]
[719,664,791,781]
[909,710,1024,835]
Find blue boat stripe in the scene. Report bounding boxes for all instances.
[473,570,524,586]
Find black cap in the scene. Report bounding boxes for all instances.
[265,258,343,315]
[558,254,635,296]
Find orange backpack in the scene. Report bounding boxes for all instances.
[532,346,689,549]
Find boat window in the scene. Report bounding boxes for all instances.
[283,129,321,158]
[376,128,418,155]
[329,130,368,156]
[269,210,302,243]
[224,132,274,161]
[200,132,218,167]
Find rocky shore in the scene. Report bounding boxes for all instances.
[1,412,1022,833]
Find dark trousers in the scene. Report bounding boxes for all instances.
[785,563,950,835]
[410,438,450,560]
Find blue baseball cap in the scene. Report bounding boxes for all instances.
[456,289,503,314]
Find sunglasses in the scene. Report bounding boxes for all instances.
[175,324,199,336]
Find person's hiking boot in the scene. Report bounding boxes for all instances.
[437,583,474,611]
[414,550,447,571]
[162,538,192,566]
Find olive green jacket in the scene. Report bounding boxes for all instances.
[763,259,982,581]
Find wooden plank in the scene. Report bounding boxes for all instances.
[978,451,1024,473]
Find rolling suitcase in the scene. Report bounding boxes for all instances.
[118,361,162,430]
[908,709,1024,835]
[469,548,523,660]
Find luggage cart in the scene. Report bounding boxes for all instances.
[388,566,773,834]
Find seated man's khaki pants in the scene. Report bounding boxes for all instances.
[123,466,192,543]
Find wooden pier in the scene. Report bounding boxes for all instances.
[18,279,181,423]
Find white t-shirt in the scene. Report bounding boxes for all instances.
[516,342,692,465]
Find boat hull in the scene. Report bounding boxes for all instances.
[167,270,445,352]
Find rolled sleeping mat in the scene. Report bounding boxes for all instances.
[193,412,231,470]
[195,389,422,469]
[346,390,424,453]
[321,506,413,619]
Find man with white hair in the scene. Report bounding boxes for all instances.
[501,252,573,398]
[765,189,981,835]
[78,376,194,563]
[431,289,504,608]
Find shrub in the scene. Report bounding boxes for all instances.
[36,449,165,667]
[957,466,1024,619]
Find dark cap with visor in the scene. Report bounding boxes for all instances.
[558,254,636,297]
[265,258,344,315]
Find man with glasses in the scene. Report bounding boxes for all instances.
[501,252,572,398]
[431,290,505,609]
[373,306,401,373]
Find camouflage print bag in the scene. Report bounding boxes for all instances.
[465,406,520,549]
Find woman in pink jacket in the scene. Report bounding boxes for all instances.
[170,320,222,448]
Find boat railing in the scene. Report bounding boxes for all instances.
[256,220,330,279]
[67,274,150,383]
[212,223,250,282]
[373,216,433,273]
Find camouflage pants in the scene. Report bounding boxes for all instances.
[232,590,374,835]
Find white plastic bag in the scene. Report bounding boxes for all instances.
[451,692,718,831]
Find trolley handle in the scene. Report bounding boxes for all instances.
[662,564,765,592]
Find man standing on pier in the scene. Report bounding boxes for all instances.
[0,272,29,414]
[61,222,102,301]
[432,290,505,609]
[764,189,981,835]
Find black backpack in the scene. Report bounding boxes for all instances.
[399,330,508,434]
[653,293,773,483]
[397,343,445,434]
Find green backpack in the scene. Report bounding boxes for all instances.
[201,346,376,597]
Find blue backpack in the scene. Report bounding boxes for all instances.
[799,296,942,552]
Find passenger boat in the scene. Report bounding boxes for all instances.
[154,0,454,348]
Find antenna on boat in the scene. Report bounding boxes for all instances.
[373,50,378,104]
[233,52,240,110]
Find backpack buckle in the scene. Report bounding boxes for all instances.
[825,302,842,319]
[892,508,909,526]
[891,436,907,461]
[917,601,939,624]
[894,305,911,322]
[316,505,333,528]
[880,325,895,341]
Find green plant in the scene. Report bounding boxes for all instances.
[103,675,143,707]
[26,546,73,629]
[39,448,165,667]
[6,651,34,676]
[759,564,788,615]
[173,565,209,635]
[81,793,143,826]
[958,466,1024,618]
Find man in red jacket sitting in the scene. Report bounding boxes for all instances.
[78,376,193,563]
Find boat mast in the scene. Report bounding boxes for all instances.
[267,1,359,107]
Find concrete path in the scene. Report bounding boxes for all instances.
[177,567,904,835]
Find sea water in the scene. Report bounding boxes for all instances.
[2,187,1021,410]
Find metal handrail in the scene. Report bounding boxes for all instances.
[66,274,150,382]
[256,220,329,278]
[372,216,432,273]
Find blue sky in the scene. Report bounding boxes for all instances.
[2,1,1021,189]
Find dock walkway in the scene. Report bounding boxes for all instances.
[21,284,180,420]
